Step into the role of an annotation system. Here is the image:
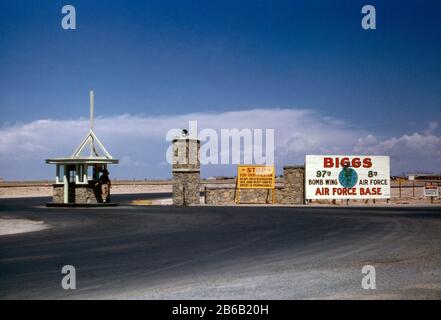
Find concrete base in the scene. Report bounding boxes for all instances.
[46,202,119,208]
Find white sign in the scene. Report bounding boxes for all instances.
[424,186,439,197]
[305,155,391,200]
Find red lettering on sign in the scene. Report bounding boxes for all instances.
[322,157,373,169]
[332,188,357,195]
[315,188,330,195]
[324,158,334,168]
[363,158,372,168]
[360,187,382,195]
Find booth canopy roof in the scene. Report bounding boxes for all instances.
[46,157,119,165]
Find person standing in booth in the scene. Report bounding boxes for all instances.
[97,169,111,203]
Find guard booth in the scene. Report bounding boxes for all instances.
[46,91,119,206]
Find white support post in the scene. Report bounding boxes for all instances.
[75,165,79,184]
[63,165,68,204]
[83,165,88,183]
[56,165,60,184]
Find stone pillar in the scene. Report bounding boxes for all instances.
[280,165,305,204]
[172,137,201,205]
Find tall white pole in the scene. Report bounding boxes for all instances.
[90,90,94,130]
[90,90,95,157]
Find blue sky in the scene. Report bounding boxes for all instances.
[1,0,441,180]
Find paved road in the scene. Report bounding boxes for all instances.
[1,195,441,299]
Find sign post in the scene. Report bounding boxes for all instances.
[305,155,391,202]
[236,165,275,204]
[424,185,439,204]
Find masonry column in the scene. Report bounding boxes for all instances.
[280,165,305,204]
[172,135,201,205]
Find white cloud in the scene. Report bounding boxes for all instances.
[425,121,439,135]
[354,132,441,174]
[0,108,440,180]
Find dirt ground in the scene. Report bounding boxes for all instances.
[0,182,172,199]
[0,180,439,205]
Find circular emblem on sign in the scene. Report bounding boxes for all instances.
[339,167,358,188]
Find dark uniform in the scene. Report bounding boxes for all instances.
[98,172,111,202]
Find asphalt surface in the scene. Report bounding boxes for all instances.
[1,194,441,299]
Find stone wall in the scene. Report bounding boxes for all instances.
[170,135,304,206]
[173,171,200,205]
[205,186,283,204]
[205,165,305,205]
[53,184,64,203]
[75,183,99,204]
[51,183,100,204]
[279,166,305,205]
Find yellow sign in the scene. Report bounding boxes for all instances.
[237,165,275,189]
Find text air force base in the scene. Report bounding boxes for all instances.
[305,155,390,200]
